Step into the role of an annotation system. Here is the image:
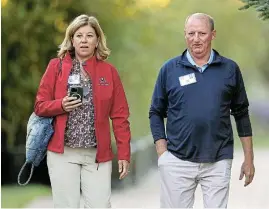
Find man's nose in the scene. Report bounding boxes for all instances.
[193,33,200,41]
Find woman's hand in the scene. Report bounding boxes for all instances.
[118,160,130,180]
[62,96,82,112]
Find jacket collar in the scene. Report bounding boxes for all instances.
[176,49,223,67]
[61,52,99,82]
[63,52,98,67]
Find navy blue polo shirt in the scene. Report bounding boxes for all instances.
[149,49,252,163]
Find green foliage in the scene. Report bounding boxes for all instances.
[1,0,140,149]
[112,0,269,139]
[2,0,269,150]
[239,0,269,20]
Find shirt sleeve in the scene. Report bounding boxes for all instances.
[230,64,252,137]
[149,66,168,143]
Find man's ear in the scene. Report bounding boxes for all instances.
[212,29,216,40]
[184,29,187,39]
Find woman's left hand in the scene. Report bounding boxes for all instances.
[118,160,130,180]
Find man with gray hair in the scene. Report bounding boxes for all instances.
[149,13,255,208]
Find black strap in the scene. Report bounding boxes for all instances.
[58,58,62,75]
[53,58,62,98]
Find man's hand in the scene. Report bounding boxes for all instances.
[156,139,167,158]
[239,160,255,187]
[118,160,129,180]
[239,136,255,187]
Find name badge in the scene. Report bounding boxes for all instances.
[179,73,197,86]
[68,74,80,84]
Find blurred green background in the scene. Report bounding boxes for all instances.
[1,0,269,208]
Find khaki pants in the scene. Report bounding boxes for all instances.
[158,151,232,208]
[47,146,112,208]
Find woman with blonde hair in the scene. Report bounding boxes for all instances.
[34,14,131,208]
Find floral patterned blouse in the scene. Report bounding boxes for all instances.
[64,59,97,148]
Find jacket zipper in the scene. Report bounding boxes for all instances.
[83,61,100,170]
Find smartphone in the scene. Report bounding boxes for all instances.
[69,86,83,100]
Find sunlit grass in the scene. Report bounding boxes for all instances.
[1,184,51,208]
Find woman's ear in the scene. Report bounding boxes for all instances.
[96,38,99,48]
[71,36,74,46]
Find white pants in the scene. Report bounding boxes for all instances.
[47,146,112,208]
[158,151,232,208]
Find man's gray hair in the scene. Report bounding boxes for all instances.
[185,13,215,31]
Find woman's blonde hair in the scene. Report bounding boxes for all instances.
[58,14,110,60]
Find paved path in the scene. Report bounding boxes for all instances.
[26,150,269,208]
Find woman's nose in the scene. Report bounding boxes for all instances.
[81,36,87,42]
